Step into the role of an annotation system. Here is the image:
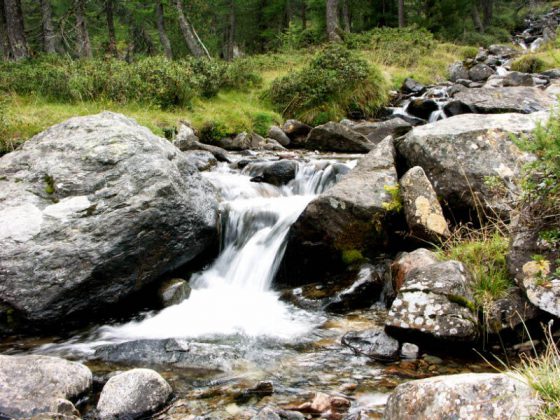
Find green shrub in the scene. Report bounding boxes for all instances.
[365,26,435,67]
[266,44,388,124]
[511,55,546,73]
[251,112,275,137]
[199,120,231,143]
[222,58,263,90]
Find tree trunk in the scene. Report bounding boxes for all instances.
[257,0,267,52]
[397,0,405,27]
[175,0,210,58]
[40,0,56,53]
[482,0,493,28]
[342,0,350,32]
[75,0,92,57]
[3,0,28,60]
[105,0,117,56]
[0,0,11,59]
[155,0,172,59]
[471,2,484,33]
[301,1,307,28]
[326,0,341,42]
[224,0,235,61]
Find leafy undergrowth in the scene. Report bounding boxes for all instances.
[436,224,513,311]
[0,28,471,152]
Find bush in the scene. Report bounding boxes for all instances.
[364,26,435,67]
[266,44,388,124]
[222,58,263,90]
[511,55,547,73]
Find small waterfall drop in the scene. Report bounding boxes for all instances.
[93,158,354,343]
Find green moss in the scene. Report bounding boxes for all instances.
[342,249,365,265]
[382,184,403,213]
[448,294,477,313]
[510,55,546,73]
[44,175,55,195]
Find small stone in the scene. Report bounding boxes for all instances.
[400,343,420,359]
[159,278,191,307]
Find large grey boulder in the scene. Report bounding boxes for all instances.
[385,261,478,344]
[396,112,547,218]
[97,369,172,420]
[249,160,298,186]
[277,137,398,285]
[282,119,312,147]
[268,126,291,147]
[503,71,535,87]
[211,132,285,151]
[0,355,92,419]
[391,248,438,293]
[452,87,555,114]
[468,63,495,82]
[0,112,219,332]
[351,117,412,144]
[384,373,541,420]
[400,166,450,242]
[448,61,469,83]
[305,122,374,153]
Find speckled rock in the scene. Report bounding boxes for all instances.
[400,166,450,242]
[485,288,540,334]
[213,132,286,151]
[448,62,469,82]
[278,137,398,285]
[452,87,555,114]
[184,150,218,171]
[174,123,230,162]
[396,112,547,218]
[503,71,535,87]
[97,368,172,420]
[342,327,400,361]
[0,355,92,419]
[0,112,219,333]
[386,261,478,344]
[383,373,542,420]
[391,248,439,292]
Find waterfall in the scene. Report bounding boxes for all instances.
[93,158,354,342]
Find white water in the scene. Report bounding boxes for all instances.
[74,158,353,346]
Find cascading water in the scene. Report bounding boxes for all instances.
[70,158,354,346]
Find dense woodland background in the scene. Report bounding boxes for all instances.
[0,0,537,61]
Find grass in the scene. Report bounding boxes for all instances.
[515,323,560,419]
[436,224,514,311]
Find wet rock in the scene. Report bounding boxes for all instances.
[282,120,312,147]
[503,71,535,87]
[305,122,374,153]
[474,49,488,63]
[175,123,231,162]
[95,338,243,372]
[97,368,172,420]
[401,78,426,95]
[0,112,219,333]
[386,261,478,344]
[448,62,469,83]
[278,137,398,286]
[396,112,547,218]
[291,393,351,419]
[452,87,555,114]
[324,263,387,313]
[0,355,92,419]
[253,407,281,420]
[405,99,439,121]
[400,166,450,242]
[443,100,473,117]
[251,160,298,186]
[342,327,400,361]
[268,126,291,147]
[158,278,191,307]
[400,343,420,359]
[468,63,495,82]
[184,150,218,171]
[383,373,542,420]
[391,248,438,293]
[351,118,412,144]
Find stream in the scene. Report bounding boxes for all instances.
[0,153,491,419]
